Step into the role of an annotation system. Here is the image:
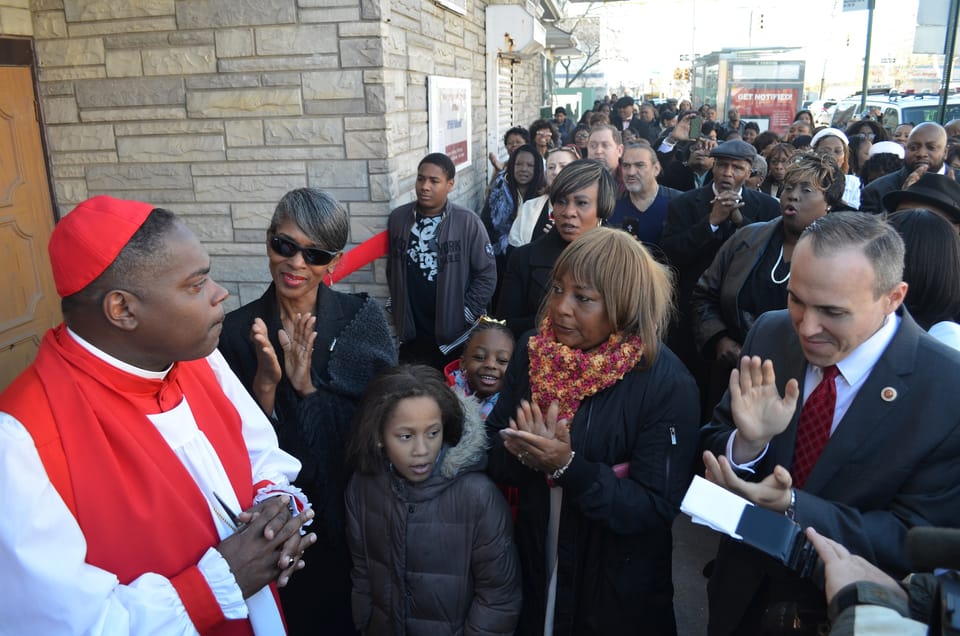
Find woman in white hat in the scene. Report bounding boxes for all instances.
[811,127,862,209]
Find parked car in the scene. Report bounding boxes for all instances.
[831,93,960,133]
[807,99,837,126]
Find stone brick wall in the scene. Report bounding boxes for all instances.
[29,0,543,309]
[0,0,31,35]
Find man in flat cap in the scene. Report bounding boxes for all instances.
[0,196,315,634]
[662,139,781,417]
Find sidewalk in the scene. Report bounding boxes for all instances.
[673,513,720,635]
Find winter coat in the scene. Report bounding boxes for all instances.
[496,228,568,339]
[691,218,784,356]
[486,336,701,635]
[219,282,397,634]
[346,396,521,636]
[386,200,497,352]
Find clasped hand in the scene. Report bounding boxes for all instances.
[216,496,317,598]
[499,400,572,474]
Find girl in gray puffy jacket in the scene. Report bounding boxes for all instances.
[344,365,521,636]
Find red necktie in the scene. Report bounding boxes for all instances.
[792,365,840,488]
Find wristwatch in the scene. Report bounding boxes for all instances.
[828,581,910,621]
[785,488,797,521]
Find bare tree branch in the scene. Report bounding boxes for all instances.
[553,9,601,89]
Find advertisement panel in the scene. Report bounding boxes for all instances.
[729,86,800,135]
[428,76,472,172]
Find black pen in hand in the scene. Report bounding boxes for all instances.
[213,491,245,532]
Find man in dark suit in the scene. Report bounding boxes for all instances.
[860,122,952,213]
[699,212,960,635]
[609,96,644,137]
[661,139,780,415]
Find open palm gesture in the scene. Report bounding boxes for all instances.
[729,356,800,463]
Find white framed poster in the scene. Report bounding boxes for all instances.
[428,75,472,173]
[433,0,466,16]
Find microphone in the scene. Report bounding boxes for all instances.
[907,527,960,572]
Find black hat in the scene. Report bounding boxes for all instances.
[709,139,757,162]
[883,173,960,224]
[615,96,635,109]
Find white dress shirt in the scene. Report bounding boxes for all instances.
[728,313,901,471]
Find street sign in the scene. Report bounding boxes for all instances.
[843,0,870,10]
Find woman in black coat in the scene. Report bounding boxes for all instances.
[487,228,700,635]
[219,188,397,635]
[496,158,615,338]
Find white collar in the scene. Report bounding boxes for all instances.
[66,326,171,380]
[828,312,901,386]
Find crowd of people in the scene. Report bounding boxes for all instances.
[5,92,960,636]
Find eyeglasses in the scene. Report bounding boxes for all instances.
[536,130,553,137]
[269,234,338,266]
[547,145,579,156]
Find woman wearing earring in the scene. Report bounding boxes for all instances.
[219,187,397,635]
[690,153,845,407]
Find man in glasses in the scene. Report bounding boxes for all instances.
[387,152,497,369]
[0,195,315,633]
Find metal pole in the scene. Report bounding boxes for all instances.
[859,0,875,113]
[938,0,960,123]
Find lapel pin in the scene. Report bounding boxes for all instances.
[881,387,897,402]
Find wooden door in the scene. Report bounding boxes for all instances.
[0,62,60,391]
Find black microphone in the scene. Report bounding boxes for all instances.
[907,527,960,572]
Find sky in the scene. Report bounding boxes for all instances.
[566,0,950,99]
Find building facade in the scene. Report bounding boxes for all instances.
[1,0,548,318]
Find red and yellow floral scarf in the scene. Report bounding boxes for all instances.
[528,317,646,422]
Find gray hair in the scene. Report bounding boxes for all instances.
[799,211,905,297]
[624,141,659,166]
[751,154,767,180]
[269,188,349,251]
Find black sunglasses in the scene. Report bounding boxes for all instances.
[269,234,338,266]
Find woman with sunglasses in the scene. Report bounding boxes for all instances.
[219,187,397,636]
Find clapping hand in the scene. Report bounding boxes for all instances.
[729,356,799,464]
[702,451,793,512]
[251,318,282,414]
[500,400,572,474]
[277,312,317,397]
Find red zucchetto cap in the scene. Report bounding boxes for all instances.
[49,195,156,297]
